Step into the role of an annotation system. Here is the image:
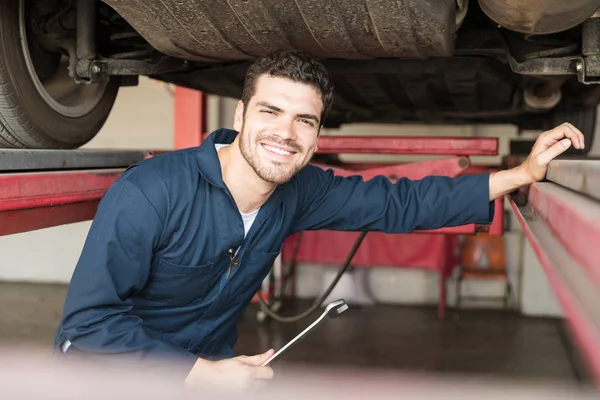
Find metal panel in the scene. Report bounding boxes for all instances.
[0,169,123,211]
[0,202,101,236]
[547,159,600,202]
[527,182,600,291]
[0,169,123,236]
[315,136,499,155]
[509,181,600,386]
[0,149,149,172]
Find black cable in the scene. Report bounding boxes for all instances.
[256,231,368,323]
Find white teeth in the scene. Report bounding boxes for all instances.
[263,144,292,156]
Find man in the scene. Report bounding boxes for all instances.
[54,49,584,390]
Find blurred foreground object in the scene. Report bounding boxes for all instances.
[0,347,596,400]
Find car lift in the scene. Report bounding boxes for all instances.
[507,157,600,386]
[0,87,599,390]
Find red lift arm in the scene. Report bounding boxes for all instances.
[508,160,600,386]
[0,149,151,237]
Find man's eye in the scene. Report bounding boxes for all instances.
[300,119,313,126]
[262,109,274,114]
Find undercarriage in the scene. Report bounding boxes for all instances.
[2,0,600,149]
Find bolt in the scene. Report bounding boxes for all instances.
[91,65,101,74]
[576,62,583,72]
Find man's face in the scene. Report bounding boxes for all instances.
[233,75,323,185]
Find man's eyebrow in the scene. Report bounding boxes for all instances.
[256,102,282,112]
[256,101,320,125]
[297,113,320,125]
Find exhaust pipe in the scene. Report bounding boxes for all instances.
[478,0,600,34]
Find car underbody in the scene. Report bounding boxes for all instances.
[102,0,600,129]
[2,0,600,149]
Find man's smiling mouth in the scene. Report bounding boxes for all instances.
[262,143,295,156]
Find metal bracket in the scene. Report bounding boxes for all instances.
[81,57,189,83]
[508,54,600,85]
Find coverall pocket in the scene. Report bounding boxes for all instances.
[142,258,214,306]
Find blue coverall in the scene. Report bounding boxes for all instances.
[54,128,495,376]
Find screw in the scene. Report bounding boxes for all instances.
[91,65,101,74]
[576,62,583,72]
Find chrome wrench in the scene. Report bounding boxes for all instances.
[261,299,349,366]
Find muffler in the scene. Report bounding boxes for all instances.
[478,0,600,34]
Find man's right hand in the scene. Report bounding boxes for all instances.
[184,349,275,392]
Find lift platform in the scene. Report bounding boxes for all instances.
[0,149,151,236]
[508,159,600,385]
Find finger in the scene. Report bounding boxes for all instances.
[556,122,583,149]
[239,349,275,366]
[537,138,571,166]
[564,123,585,149]
[545,123,583,149]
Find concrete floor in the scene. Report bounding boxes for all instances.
[0,281,592,388]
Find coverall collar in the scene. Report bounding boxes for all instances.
[195,128,239,189]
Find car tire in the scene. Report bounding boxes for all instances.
[0,0,119,149]
[512,103,597,157]
[550,103,596,156]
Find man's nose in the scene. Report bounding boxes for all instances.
[273,118,296,140]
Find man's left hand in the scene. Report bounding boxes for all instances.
[519,122,585,183]
[489,122,586,201]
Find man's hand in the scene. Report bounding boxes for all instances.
[519,122,585,182]
[184,349,275,392]
[489,123,586,201]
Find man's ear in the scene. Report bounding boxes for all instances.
[233,100,244,132]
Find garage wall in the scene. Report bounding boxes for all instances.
[1,84,593,318]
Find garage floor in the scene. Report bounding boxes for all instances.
[0,282,592,388]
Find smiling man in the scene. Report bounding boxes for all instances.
[54,49,585,391]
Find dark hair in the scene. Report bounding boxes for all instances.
[241,49,335,125]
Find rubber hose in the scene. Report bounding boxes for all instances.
[256,231,368,323]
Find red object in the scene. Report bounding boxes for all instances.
[312,156,470,180]
[174,87,206,149]
[197,132,499,156]
[0,169,124,236]
[546,159,600,202]
[283,231,457,271]
[315,136,498,156]
[283,156,503,319]
[510,185,600,387]
[528,182,600,287]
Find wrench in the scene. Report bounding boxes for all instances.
[261,299,349,366]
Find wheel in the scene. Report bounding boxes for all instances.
[550,102,596,156]
[0,0,119,149]
[511,103,597,156]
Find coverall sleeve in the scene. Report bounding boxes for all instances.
[292,165,495,233]
[57,178,197,376]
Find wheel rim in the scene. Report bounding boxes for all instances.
[18,0,110,118]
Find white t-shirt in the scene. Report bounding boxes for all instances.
[214,143,259,238]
